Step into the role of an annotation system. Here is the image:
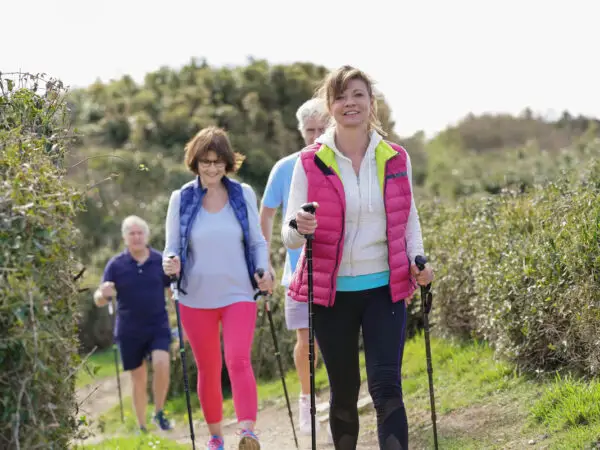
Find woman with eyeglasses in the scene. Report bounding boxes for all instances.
[163,126,272,450]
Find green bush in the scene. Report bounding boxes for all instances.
[418,199,479,339]
[0,73,85,448]
[423,131,594,201]
[424,140,600,374]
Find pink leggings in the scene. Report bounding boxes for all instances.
[179,301,258,424]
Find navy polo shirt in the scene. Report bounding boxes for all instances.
[102,247,171,338]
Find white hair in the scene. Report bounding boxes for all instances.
[296,98,329,132]
[121,215,150,238]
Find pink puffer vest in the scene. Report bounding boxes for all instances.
[287,140,417,307]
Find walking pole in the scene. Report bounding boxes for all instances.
[168,255,196,450]
[107,296,125,423]
[254,269,299,449]
[300,202,317,450]
[415,255,439,450]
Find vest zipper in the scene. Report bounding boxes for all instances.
[348,167,361,276]
[329,177,346,307]
[330,205,345,307]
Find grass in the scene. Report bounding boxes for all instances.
[86,334,600,449]
[402,334,600,449]
[403,335,523,413]
[77,348,120,389]
[528,374,600,449]
[76,434,188,449]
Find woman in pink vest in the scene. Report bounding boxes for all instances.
[281,65,434,450]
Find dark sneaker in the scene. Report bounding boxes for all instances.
[238,429,260,450]
[152,410,173,431]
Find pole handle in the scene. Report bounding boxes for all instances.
[415,255,427,271]
[168,254,179,283]
[415,255,433,314]
[300,202,317,240]
[253,268,269,300]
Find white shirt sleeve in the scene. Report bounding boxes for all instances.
[164,190,181,258]
[404,152,425,264]
[281,157,308,249]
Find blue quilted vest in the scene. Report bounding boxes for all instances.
[177,176,257,293]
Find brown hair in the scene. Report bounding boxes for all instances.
[184,126,245,175]
[316,65,386,136]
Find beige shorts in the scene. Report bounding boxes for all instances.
[284,294,309,330]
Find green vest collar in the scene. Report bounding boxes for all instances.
[315,141,398,193]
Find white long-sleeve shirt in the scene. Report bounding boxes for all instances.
[164,183,269,308]
[281,128,425,278]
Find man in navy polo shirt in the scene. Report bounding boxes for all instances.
[93,215,173,432]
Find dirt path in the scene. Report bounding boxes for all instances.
[406,394,550,450]
[170,386,379,450]
[75,374,380,448]
[76,373,131,422]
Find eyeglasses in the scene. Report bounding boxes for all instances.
[198,159,225,169]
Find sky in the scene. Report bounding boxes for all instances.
[3,0,598,137]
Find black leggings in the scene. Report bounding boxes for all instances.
[314,286,408,450]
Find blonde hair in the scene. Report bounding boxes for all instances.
[316,65,386,136]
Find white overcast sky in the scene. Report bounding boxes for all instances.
[3,0,598,137]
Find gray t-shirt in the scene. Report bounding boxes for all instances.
[164,183,268,309]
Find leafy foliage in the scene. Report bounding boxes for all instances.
[423,122,598,200]
[423,139,600,374]
[65,57,600,382]
[0,72,85,449]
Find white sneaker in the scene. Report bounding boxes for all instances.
[298,394,319,435]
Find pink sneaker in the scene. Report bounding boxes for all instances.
[207,435,224,450]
